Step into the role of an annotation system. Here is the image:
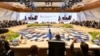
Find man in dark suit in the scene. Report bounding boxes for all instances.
[70,38,94,56]
[0,35,14,56]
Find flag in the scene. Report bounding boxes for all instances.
[64,14,66,20]
[24,16,27,20]
[61,17,64,23]
[47,28,53,40]
[30,14,33,20]
[58,16,61,21]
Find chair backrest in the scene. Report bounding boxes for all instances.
[48,41,65,56]
[0,40,14,56]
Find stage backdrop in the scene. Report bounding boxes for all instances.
[19,13,78,23]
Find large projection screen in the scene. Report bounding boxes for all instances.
[19,13,78,23]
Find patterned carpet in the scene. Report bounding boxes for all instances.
[16,27,89,42]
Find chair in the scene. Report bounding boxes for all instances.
[6,50,14,56]
[48,41,66,56]
[0,39,14,56]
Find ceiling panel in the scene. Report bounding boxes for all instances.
[0,0,100,12]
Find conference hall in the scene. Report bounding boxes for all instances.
[0,0,100,56]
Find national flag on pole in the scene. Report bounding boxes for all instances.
[64,14,66,18]
[61,17,64,22]
[58,16,61,21]
[24,16,27,20]
[64,14,66,20]
[30,14,33,20]
[47,28,53,40]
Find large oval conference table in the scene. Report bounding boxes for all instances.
[10,40,100,56]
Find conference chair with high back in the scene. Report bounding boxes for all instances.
[48,41,66,56]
